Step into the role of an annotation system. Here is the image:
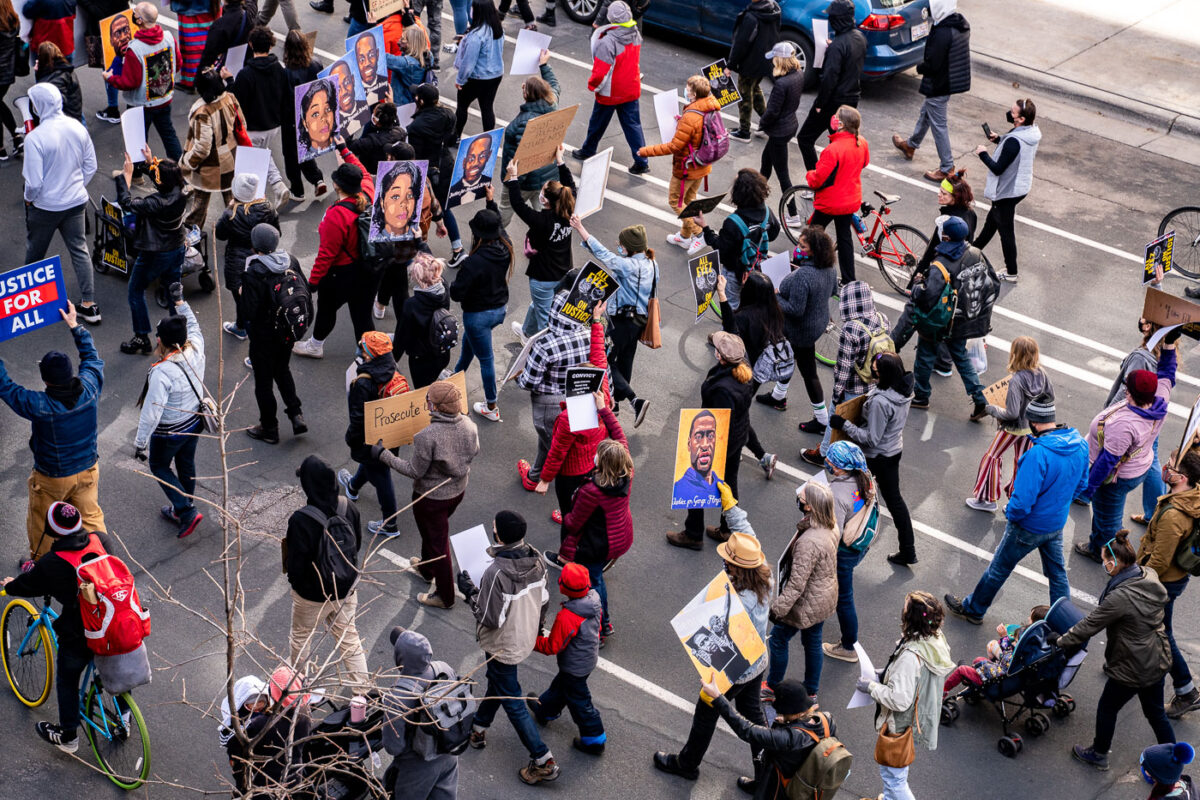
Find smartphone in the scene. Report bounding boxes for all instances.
[981,122,993,139]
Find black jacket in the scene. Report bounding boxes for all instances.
[37,62,83,121]
[715,698,836,800]
[407,104,457,203]
[394,283,450,363]
[509,163,576,282]
[215,199,279,275]
[0,29,16,88]
[814,4,866,111]
[449,211,511,312]
[915,202,976,273]
[77,0,130,36]
[350,123,406,175]
[4,531,115,654]
[240,251,302,339]
[346,351,398,462]
[226,706,312,796]
[720,299,780,366]
[198,0,257,74]
[758,67,803,138]
[701,203,780,281]
[700,362,754,450]
[727,0,780,82]
[913,243,997,339]
[285,455,362,602]
[230,53,290,131]
[116,174,186,252]
[917,12,970,97]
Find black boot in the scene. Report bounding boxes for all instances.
[536,7,556,24]
[1186,286,1200,300]
[119,334,152,354]
[309,0,333,10]
[246,425,280,444]
[290,414,308,436]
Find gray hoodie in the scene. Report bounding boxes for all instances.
[843,373,914,457]
[986,367,1053,434]
[1106,346,1156,407]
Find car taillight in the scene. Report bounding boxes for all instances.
[859,13,906,30]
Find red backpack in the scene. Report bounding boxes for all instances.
[58,535,151,656]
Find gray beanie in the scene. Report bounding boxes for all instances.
[607,0,632,23]
[251,223,280,253]
[232,173,259,203]
[1025,396,1056,424]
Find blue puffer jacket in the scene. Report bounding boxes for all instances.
[0,326,103,477]
[1006,425,1089,536]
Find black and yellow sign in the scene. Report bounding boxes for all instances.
[557,261,619,325]
[690,251,719,322]
[1143,230,1175,285]
[98,198,130,275]
[701,59,740,109]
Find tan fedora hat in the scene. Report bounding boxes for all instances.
[717,531,765,569]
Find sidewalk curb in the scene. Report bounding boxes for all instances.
[974,51,1200,142]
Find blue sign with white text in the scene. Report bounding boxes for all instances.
[0,256,68,342]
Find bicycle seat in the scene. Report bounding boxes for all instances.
[873,191,901,205]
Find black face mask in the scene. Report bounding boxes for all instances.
[1005,110,1015,124]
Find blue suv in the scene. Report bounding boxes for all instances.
[562,0,932,84]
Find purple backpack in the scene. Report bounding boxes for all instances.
[683,108,729,168]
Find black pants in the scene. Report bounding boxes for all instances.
[455,76,503,139]
[974,195,1025,275]
[0,84,18,149]
[312,263,376,343]
[224,263,248,329]
[677,674,765,770]
[497,0,534,22]
[789,343,824,405]
[376,259,410,310]
[1093,675,1174,753]
[760,136,793,210]
[250,334,302,430]
[685,436,744,538]
[57,644,92,734]
[796,97,858,171]
[281,123,324,196]
[554,473,589,524]
[866,452,915,560]
[810,210,856,284]
[607,315,643,403]
[409,352,450,388]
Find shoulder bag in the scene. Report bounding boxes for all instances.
[169,355,220,433]
[637,260,661,349]
[874,644,919,768]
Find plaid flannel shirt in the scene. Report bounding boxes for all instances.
[833,282,889,400]
[517,295,592,396]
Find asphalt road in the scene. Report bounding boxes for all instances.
[0,5,1197,799]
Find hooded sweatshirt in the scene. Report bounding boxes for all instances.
[215,200,280,276]
[588,22,642,105]
[502,63,560,192]
[727,0,781,82]
[917,2,971,97]
[394,282,451,363]
[1140,486,1200,584]
[285,455,363,602]
[640,93,723,180]
[1005,425,1088,535]
[240,250,302,339]
[868,633,955,750]
[987,368,1052,434]
[516,291,591,396]
[382,631,443,761]
[470,541,549,664]
[833,280,888,400]
[842,372,914,458]
[448,229,511,312]
[1106,346,1156,407]
[509,162,576,282]
[346,351,400,462]
[814,0,866,111]
[535,589,602,677]
[23,84,96,212]
[36,61,83,122]
[108,25,182,108]
[230,52,290,131]
[379,410,480,499]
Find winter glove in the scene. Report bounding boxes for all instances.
[307,280,319,294]
[1044,632,1061,648]
[167,281,184,304]
[370,438,386,462]
[456,570,477,600]
[717,480,737,513]
[134,446,148,462]
[855,677,872,694]
[829,414,845,430]
[1165,326,1183,345]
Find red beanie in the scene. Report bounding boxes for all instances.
[1126,369,1158,405]
[559,563,590,598]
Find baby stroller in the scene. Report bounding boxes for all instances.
[89,196,216,307]
[303,697,389,800]
[941,596,1088,758]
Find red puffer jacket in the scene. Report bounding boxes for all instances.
[311,147,376,286]
[806,129,870,216]
[559,409,632,564]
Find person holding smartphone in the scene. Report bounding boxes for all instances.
[974,98,1042,283]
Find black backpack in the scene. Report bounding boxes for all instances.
[270,268,313,344]
[297,498,359,599]
[341,199,392,276]
[429,307,459,354]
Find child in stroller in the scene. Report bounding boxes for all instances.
[943,604,1050,696]
[941,597,1088,758]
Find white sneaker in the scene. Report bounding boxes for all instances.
[666,232,691,249]
[373,301,386,319]
[473,401,501,422]
[293,338,324,358]
[511,321,529,344]
[438,368,453,381]
[965,497,998,513]
[244,357,252,369]
[784,214,804,227]
[686,236,706,256]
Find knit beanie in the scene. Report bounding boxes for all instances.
[38,351,73,385]
[251,222,280,253]
[331,162,364,195]
[231,173,259,203]
[618,224,647,253]
[157,315,188,348]
[426,380,462,414]
[559,562,590,598]
[494,510,526,544]
[772,680,816,716]
[46,501,82,537]
[607,0,632,23]
[936,214,969,242]
[1126,369,1158,406]
[1025,396,1056,424]
[359,330,393,359]
[1141,742,1195,785]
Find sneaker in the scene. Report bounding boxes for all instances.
[438,368,453,381]
[417,591,451,608]
[76,304,102,324]
[798,418,826,434]
[447,249,467,268]
[1002,273,1019,283]
[783,214,804,227]
[309,0,333,10]
[292,338,324,358]
[511,320,529,344]
[653,752,699,781]
[729,129,752,142]
[35,722,78,753]
[760,453,777,480]
[290,414,308,436]
[686,236,706,256]
[970,402,989,422]
[550,509,562,524]
[222,321,248,340]
[822,642,858,663]
[800,448,824,467]
[160,505,180,524]
[473,401,501,422]
[542,549,566,569]
[943,593,983,625]
[519,757,560,785]
[666,232,692,249]
[570,148,593,161]
[95,107,121,124]
[627,161,650,175]
[246,425,279,444]
[337,468,360,501]
[1168,688,1200,719]
[442,42,459,54]
[632,397,650,428]
[1071,745,1109,771]
[756,392,787,411]
[517,459,538,491]
[572,736,604,755]
[934,366,953,378]
[368,520,399,537]
[119,334,153,355]
[1073,541,1103,564]
[468,729,486,749]
[314,181,329,197]
[911,398,930,410]
[177,511,203,539]
[965,497,997,513]
[600,622,614,638]
[760,681,776,703]
[0,146,9,161]
[736,776,757,795]
[372,301,386,320]
[11,132,21,154]
[665,530,702,551]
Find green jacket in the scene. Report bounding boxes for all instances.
[502,63,560,192]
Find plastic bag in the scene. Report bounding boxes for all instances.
[966,338,987,375]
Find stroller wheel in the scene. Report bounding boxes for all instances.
[198,269,216,293]
[92,247,109,274]
[963,692,980,706]
[997,734,1022,758]
[1023,712,1050,737]
[1053,697,1071,718]
[940,700,959,726]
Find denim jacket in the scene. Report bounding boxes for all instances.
[385,52,426,106]
[454,26,504,85]
[582,235,656,316]
[135,302,207,448]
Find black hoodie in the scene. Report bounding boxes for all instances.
[917,11,971,97]
[198,0,258,74]
[345,352,399,461]
[285,456,362,601]
[814,0,866,111]
[394,283,451,363]
[407,105,457,202]
[215,199,279,275]
[230,52,290,131]
[727,0,781,81]
[36,62,83,122]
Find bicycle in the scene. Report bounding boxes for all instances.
[779,188,929,296]
[1158,206,1200,278]
[1,592,151,790]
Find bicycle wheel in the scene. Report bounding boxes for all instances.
[1,598,54,708]
[815,293,840,366]
[1159,207,1200,279]
[874,223,929,296]
[83,685,151,790]
[779,186,814,245]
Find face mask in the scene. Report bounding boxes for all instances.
[617,245,627,256]
[356,345,366,361]
[824,464,836,477]
[829,114,841,132]
[539,194,547,207]
[1005,110,1015,124]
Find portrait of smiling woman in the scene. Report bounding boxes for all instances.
[296,78,338,162]
[371,160,427,241]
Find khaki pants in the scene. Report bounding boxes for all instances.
[289,590,370,693]
[27,465,105,559]
[669,175,704,238]
[499,184,540,229]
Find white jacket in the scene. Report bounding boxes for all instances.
[23,83,96,212]
[135,303,207,449]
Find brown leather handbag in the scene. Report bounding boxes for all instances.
[637,265,661,350]
[874,682,920,768]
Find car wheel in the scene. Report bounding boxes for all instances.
[562,0,600,24]
[779,28,817,91]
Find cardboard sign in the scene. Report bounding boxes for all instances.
[369,160,429,242]
[1144,231,1175,285]
[295,78,340,162]
[678,193,726,220]
[98,10,139,70]
[510,27,550,75]
[670,571,767,694]
[366,0,406,23]
[576,148,612,219]
[447,129,503,210]
[701,59,740,108]
[654,89,679,144]
[363,371,468,448]
[672,408,732,510]
[511,104,579,175]
[450,524,493,586]
[690,251,719,322]
[983,376,1011,407]
[557,261,619,325]
[303,30,317,49]
[1142,286,1200,340]
[0,257,68,342]
[97,198,130,275]
[829,395,866,443]
[233,146,271,200]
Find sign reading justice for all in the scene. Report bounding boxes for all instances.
[0,257,68,342]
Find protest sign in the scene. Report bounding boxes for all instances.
[96,198,130,275]
[504,328,548,382]
[701,59,740,108]
[295,78,339,162]
[396,102,416,129]
[510,27,550,75]
[233,146,271,199]
[121,106,146,162]
[1178,395,1200,465]
[0,257,68,343]
[363,371,468,448]
[760,251,790,289]
[654,89,679,144]
[813,18,829,68]
[447,129,503,209]
[450,524,494,586]
[511,104,578,174]
[344,26,388,103]
[224,43,247,76]
[319,56,368,138]
[576,148,612,219]
[678,193,727,220]
[983,376,1010,407]
[670,571,766,694]
[829,395,866,443]
[557,261,619,325]
[671,408,732,510]
[565,367,605,432]
[369,161,429,242]
[847,643,876,708]
[1142,286,1200,340]
[1144,231,1175,285]
[303,30,317,49]
[99,10,138,70]
[689,251,719,322]
[366,0,405,23]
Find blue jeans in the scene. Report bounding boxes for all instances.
[578,100,649,169]
[835,548,864,649]
[1163,577,1192,691]
[473,658,549,759]
[1089,473,1148,553]
[532,671,605,744]
[962,520,1069,617]
[584,562,609,628]
[912,335,985,405]
[450,0,470,34]
[129,247,184,334]
[106,82,119,109]
[143,102,182,161]
[350,459,398,531]
[454,305,506,404]
[149,416,201,520]
[879,763,916,800]
[907,95,953,174]
[1143,438,1165,519]
[766,621,824,696]
[522,279,558,338]
[347,17,369,34]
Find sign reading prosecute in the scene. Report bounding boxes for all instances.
[0,257,68,342]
